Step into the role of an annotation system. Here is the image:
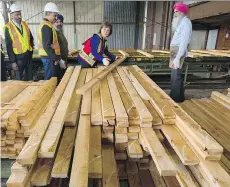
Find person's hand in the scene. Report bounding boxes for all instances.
[102,58,111,66]
[115,56,120,60]
[59,59,67,69]
[172,58,180,69]
[12,62,19,71]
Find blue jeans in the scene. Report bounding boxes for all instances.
[41,58,54,80]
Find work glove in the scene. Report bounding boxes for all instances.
[12,62,19,71]
[172,57,180,69]
[102,58,111,66]
[54,61,59,65]
[59,59,67,69]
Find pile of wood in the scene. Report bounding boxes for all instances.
[180,90,230,176]
[2,63,230,187]
[1,79,56,158]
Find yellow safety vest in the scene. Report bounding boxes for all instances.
[4,21,32,54]
[38,20,60,56]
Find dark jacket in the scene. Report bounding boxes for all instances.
[56,29,68,61]
[5,21,34,63]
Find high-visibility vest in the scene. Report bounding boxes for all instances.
[78,34,105,67]
[4,21,32,54]
[38,20,60,56]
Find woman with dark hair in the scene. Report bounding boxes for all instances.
[77,22,119,68]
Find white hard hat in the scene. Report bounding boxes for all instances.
[10,4,21,13]
[44,2,59,13]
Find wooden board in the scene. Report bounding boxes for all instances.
[122,66,151,101]
[141,128,177,176]
[149,160,167,187]
[88,126,102,179]
[127,66,175,120]
[116,67,152,122]
[137,49,155,58]
[126,161,138,174]
[211,91,230,109]
[143,100,163,126]
[112,70,139,120]
[16,67,74,165]
[91,68,103,125]
[161,125,199,165]
[107,72,128,122]
[39,66,81,158]
[76,50,129,94]
[69,115,91,187]
[127,140,143,158]
[65,69,87,126]
[128,173,142,187]
[102,146,119,187]
[51,127,76,178]
[139,169,155,187]
[31,158,53,186]
[128,126,140,133]
[99,67,115,121]
[128,132,139,140]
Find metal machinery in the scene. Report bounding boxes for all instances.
[3,49,230,87]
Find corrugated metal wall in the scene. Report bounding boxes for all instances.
[12,1,144,50]
[104,1,138,49]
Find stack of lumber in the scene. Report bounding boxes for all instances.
[3,64,230,187]
[180,90,230,176]
[1,79,56,158]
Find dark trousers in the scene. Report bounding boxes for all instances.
[14,52,33,81]
[170,68,185,103]
[1,52,7,81]
[41,58,60,82]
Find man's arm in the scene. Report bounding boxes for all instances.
[41,25,60,61]
[4,27,16,63]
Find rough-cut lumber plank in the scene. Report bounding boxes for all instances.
[103,126,114,133]
[1,85,39,121]
[69,115,91,187]
[100,67,115,121]
[191,98,230,132]
[126,161,138,174]
[88,126,102,179]
[163,176,181,187]
[117,67,152,122]
[112,70,139,120]
[141,128,176,176]
[137,49,155,58]
[127,140,143,158]
[51,127,76,178]
[102,146,119,187]
[115,152,127,160]
[149,160,167,187]
[189,165,211,187]
[162,125,199,165]
[18,78,57,117]
[139,169,155,187]
[80,69,93,115]
[31,158,53,186]
[115,133,128,143]
[122,67,151,100]
[128,173,142,187]
[16,67,74,165]
[102,132,114,144]
[1,85,27,107]
[164,141,200,187]
[180,101,230,154]
[115,127,127,134]
[91,68,103,125]
[211,91,230,109]
[107,72,128,122]
[143,100,162,126]
[39,66,81,158]
[115,143,128,152]
[152,50,170,54]
[65,69,87,126]
[76,50,129,94]
[127,66,175,120]
[128,126,140,133]
[191,49,230,57]
[128,132,139,140]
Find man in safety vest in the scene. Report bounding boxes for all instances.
[4,4,34,80]
[38,2,65,80]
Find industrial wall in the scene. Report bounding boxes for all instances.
[216,22,230,50]
[11,1,145,50]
